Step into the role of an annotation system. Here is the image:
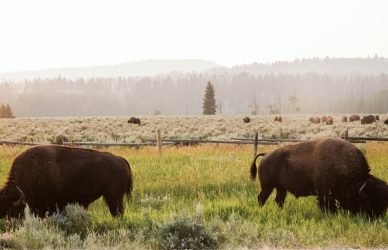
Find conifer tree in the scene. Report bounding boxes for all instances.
[202,81,217,115]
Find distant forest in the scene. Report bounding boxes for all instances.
[1,58,388,116]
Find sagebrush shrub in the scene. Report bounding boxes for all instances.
[158,218,218,250]
[46,204,91,238]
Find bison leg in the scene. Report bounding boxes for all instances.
[258,186,274,206]
[317,190,336,213]
[104,193,125,216]
[275,186,287,208]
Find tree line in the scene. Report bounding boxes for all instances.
[0,70,388,117]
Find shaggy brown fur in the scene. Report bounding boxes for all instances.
[0,145,133,218]
[349,114,360,122]
[250,138,388,218]
[361,115,376,125]
[243,116,250,123]
[325,116,333,125]
[128,117,141,125]
[274,116,282,122]
[309,116,321,124]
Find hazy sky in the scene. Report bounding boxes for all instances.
[0,0,387,72]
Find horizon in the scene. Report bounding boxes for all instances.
[1,0,387,72]
[0,56,387,75]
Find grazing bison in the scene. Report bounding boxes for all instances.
[250,138,388,218]
[361,115,376,125]
[0,145,133,218]
[349,115,360,122]
[385,119,388,125]
[342,116,347,122]
[309,116,321,124]
[243,116,250,123]
[325,116,333,125]
[128,117,141,125]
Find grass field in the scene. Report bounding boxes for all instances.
[0,143,387,249]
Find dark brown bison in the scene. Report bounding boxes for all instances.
[361,115,376,125]
[250,138,388,218]
[349,115,360,122]
[385,119,388,125]
[128,117,141,125]
[243,116,250,123]
[325,116,333,125]
[342,116,347,122]
[274,116,282,122]
[0,145,133,218]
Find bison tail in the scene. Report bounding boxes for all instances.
[250,153,265,180]
[121,157,133,200]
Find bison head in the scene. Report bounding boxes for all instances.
[355,177,388,218]
[0,186,26,218]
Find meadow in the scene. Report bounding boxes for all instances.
[0,114,387,144]
[0,116,387,249]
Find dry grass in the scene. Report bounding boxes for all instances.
[0,114,387,144]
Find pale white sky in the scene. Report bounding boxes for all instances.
[0,0,387,72]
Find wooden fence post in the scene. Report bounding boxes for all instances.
[343,129,348,141]
[253,131,258,158]
[157,129,162,156]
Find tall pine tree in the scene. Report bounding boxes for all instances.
[202,81,217,115]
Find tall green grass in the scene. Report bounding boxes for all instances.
[0,143,387,249]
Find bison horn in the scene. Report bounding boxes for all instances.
[13,185,26,207]
[358,182,367,197]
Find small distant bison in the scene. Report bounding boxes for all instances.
[128,117,141,125]
[309,116,321,124]
[361,115,376,125]
[325,116,333,125]
[0,145,133,218]
[342,116,347,122]
[349,115,360,122]
[274,116,282,122]
[250,138,388,218]
[385,119,388,125]
[243,116,250,123]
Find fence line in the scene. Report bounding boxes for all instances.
[2,134,387,148]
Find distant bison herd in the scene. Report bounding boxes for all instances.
[229,114,386,126]
[308,114,384,125]
[0,117,387,220]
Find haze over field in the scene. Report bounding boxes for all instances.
[0,0,388,116]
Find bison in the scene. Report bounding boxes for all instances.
[375,115,380,121]
[349,115,360,122]
[128,117,141,125]
[243,116,250,123]
[274,116,282,122]
[0,145,133,218]
[361,115,376,125]
[385,119,388,125]
[250,138,388,218]
[325,116,333,125]
[342,116,347,122]
[309,116,321,124]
